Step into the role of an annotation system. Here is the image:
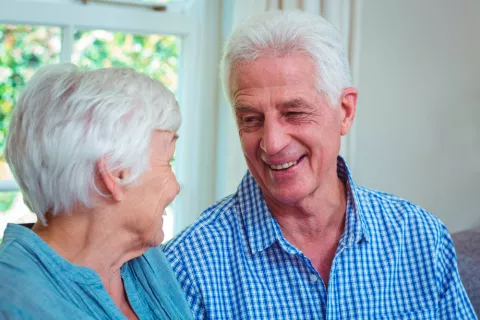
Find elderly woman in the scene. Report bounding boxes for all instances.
[0,64,192,319]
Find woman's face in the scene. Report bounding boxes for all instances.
[125,130,179,246]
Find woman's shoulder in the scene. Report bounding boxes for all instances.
[0,235,48,279]
[0,240,39,292]
[0,280,91,320]
[126,247,193,319]
[0,225,59,281]
[0,229,80,314]
[0,284,95,320]
[0,239,57,304]
[0,240,91,319]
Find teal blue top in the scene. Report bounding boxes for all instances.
[0,224,192,320]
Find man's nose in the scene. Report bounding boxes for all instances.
[260,118,290,155]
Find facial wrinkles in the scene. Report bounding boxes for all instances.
[238,96,314,161]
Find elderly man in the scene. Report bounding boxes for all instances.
[163,10,476,319]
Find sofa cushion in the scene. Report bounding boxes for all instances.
[452,227,480,317]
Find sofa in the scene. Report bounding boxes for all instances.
[452,227,480,316]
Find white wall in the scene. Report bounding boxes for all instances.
[214,0,248,201]
[354,0,480,233]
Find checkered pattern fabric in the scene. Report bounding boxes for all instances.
[163,157,476,319]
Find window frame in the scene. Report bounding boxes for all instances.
[0,0,220,235]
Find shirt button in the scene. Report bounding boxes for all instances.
[309,274,318,282]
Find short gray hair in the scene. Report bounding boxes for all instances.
[221,10,352,106]
[5,63,181,223]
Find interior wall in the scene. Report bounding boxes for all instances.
[354,0,480,233]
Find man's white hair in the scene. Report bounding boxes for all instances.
[5,63,181,223]
[221,10,352,106]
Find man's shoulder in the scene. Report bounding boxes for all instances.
[354,185,446,237]
[162,194,240,257]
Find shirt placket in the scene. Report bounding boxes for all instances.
[297,253,329,319]
[325,242,349,320]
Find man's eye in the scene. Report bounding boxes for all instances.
[240,116,261,127]
[286,112,302,117]
[285,112,309,120]
[244,116,258,123]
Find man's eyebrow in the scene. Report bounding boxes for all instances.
[278,98,314,111]
[234,104,258,113]
[234,99,314,113]
[172,134,179,142]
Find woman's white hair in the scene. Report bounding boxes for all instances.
[5,63,181,224]
[221,10,352,106]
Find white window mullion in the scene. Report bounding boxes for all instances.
[0,180,19,192]
[60,25,74,63]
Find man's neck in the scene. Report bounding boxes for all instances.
[265,174,347,244]
[264,173,347,285]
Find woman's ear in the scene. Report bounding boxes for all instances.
[96,157,125,202]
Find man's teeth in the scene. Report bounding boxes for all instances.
[269,161,297,170]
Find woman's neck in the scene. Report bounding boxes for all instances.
[33,209,143,320]
[32,208,148,281]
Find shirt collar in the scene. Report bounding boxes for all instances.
[237,173,279,254]
[237,156,370,256]
[336,156,371,246]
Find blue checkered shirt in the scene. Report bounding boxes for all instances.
[163,157,476,319]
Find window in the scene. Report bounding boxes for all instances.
[0,25,62,239]
[0,23,181,241]
[0,0,221,243]
[72,30,179,92]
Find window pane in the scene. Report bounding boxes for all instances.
[0,25,61,159]
[0,25,62,240]
[72,30,179,93]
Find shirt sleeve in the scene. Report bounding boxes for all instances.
[435,225,477,319]
[165,249,208,320]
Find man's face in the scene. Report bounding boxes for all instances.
[232,53,356,205]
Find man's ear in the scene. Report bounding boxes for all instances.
[96,157,125,202]
[340,87,358,136]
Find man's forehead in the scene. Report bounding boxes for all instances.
[231,54,316,87]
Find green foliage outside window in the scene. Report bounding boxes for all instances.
[0,25,61,160]
[73,30,179,91]
[0,25,61,217]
